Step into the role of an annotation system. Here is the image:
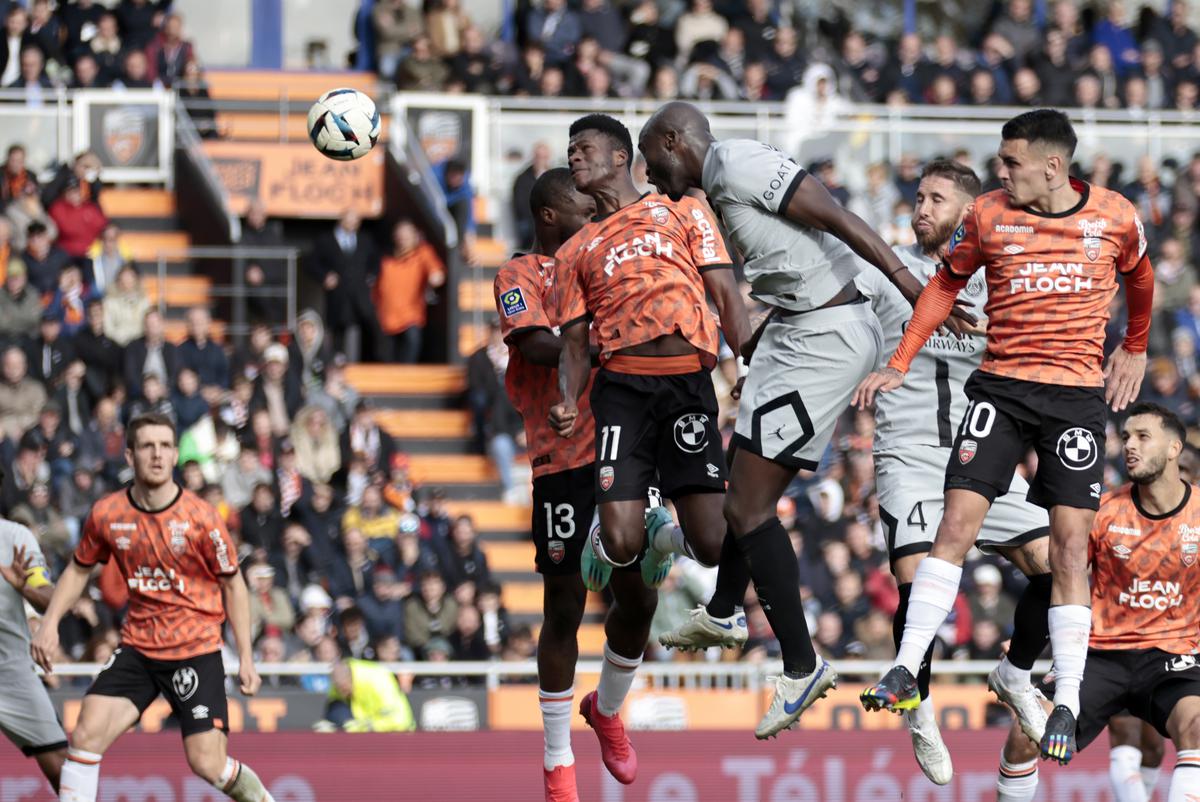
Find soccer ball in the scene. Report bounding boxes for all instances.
[307,89,381,161]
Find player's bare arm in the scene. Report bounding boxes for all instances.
[700,265,751,359]
[550,321,589,437]
[220,571,261,696]
[1105,254,1154,411]
[30,559,93,673]
[0,544,53,613]
[510,329,563,368]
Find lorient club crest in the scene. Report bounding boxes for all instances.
[650,204,670,226]
[958,439,978,465]
[1078,218,1107,262]
[599,466,615,492]
[548,540,565,564]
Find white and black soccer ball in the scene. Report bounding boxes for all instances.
[307,89,380,161]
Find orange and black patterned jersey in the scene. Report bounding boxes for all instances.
[1089,482,1200,655]
[945,179,1149,387]
[75,487,239,660]
[495,253,596,479]
[555,194,733,367]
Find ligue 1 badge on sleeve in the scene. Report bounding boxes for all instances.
[948,222,966,254]
[500,287,527,318]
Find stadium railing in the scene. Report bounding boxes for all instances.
[44,659,1053,691]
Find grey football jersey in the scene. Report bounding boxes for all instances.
[701,139,862,311]
[855,244,989,454]
[0,520,45,666]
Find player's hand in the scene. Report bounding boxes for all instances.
[0,545,32,591]
[1104,347,1148,412]
[549,402,578,438]
[30,624,58,674]
[852,367,905,410]
[239,659,262,696]
[941,303,982,339]
[731,376,745,400]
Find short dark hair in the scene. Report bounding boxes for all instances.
[1000,109,1077,158]
[126,412,177,449]
[1126,401,1187,444]
[920,159,982,198]
[529,167,577,217]
[569,113,633,168]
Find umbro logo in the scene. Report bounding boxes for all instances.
[191,705,209,720]
[1111,544,1131,560]
[115,536,131,551]
[1090,483,1102,499]
[1003,244,1025,255]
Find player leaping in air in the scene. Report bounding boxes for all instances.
[549,113,749,776]
[31,413,275,802]
[494,167,660,802]
[636,101,973,739]
[854,159,1054,785]
[854,109,1153,765]
[992,403,1200,801]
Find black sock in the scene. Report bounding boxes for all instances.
[738,517,816,676]
[894,582,934,700]
[1007,572,1052,670]
[705,530,751,618]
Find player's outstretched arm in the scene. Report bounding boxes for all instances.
[701,266,751,359]
[1106,256,1154,411]
[30,559,92,673]
[550,321,589,438]
[852,366,906,409]
[221,571,262,696]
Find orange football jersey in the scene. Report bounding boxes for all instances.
[555,194,732,367]
[495,253,596,479]
[75,487,239,660]
[945,179,1148,387]
[1089,482,1200,655]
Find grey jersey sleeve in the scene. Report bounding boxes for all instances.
[854,262,912,360]
[706,140,807,215]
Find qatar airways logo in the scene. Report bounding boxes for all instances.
[1119,578,1183,610]
[1009,262,1091,294]
[604,232,673,276]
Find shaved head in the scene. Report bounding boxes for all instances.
[638,101,714,200]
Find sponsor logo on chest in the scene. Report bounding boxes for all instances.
[1077,218,1107,261]
[1180,522,1200,567]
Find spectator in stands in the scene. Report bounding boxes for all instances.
[1012,67,1043,106]
[291,404,341,485]
[1175,78,1199,111]
[274,439,308,518]
[222,440,271,510]
[20,221,67,294]
[61,0,104,57]
[849,161,900,236]
[626,0,674,65]
[311,208,383,364]
[0,261,40,346]
[510,141,551,251]
[329,527,376,605]
[126,371,175,424]
[177,306,229,392]
[43,150,102,210]
[60,462,103,541]
[115,0,160,51]
[1093,0,1142,76]
[239,200,285,323]
[49,179,108,259]
[341,400,395,479]
[7,183,56,251]
[425,0,471,58]
[6,46,53,100]
[326,658,415,732]
[448,603,489,661]
[450,26,501,94]
[287,309,333,396]
[403,569,457,654]
[1088,43,1124,109]
[87,224,129,294]
[11,480,70,569]
[27,0,61,67]
[270,522,318,604]
[437,514,491,592]
[246,562,295,639]
[176,59,217,138]
[783,64,849,156]
[1155,237,1197,312]
[240,482,283,553]
[359,565,406,640]
[766,26,806,97]
[115,48,157,89]
[892,33,933,103]
[232,322,273,383]
[374,220,444,364]
[1076,72,1103,108]
[1139,40,1172,111]
[538,65,565,97]
[144,12,193,88]
[1156,0,1198,73]
[0,346,44,440]
[525,0,581,66]
[733,0,775,61]
[675,0,727,62]
[1028,28,1076,107]
[292,481,343,564]
[466,319,522,505]
[1124,154,1172,242]
[51,361,88,444]
[102,263,149,347]
[252,343,302,438]
[307,354,357,432]
[46,264,96,338]
[0,7,31,89]
[170,367,206,431]
[990,0,1041,66]
[0,219,9,274]
[28,308,74,385]
[342,483,400,543]
[967,563,1017,632]
[507,41,546,95]
[371,0,422,81]
[394,34,449,91]
[79,396,125,486]
[1053,0,1090,64]
[435,158,477,264]
[122,307,177,400]
[26,400,79,488]
[0,145,37,210]
[89,12,122,84]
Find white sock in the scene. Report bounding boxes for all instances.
[1143,766,1162,799]
[597,642,641,717]
[895,557,962,675]
[539,686,575,771]
[214,757,275,802]
[1168,750,1200,802]
[1047,604,1092,716]
[997,753,1039,802]
[1110,745,1149,802]
[60,748,101,802]
[996,654,1032,689]
[904,695,937,731]
[651,522,693,560]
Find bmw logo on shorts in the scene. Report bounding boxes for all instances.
[1057,427,1098,471]
[172,667,199,701]
[674,414,709,453]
